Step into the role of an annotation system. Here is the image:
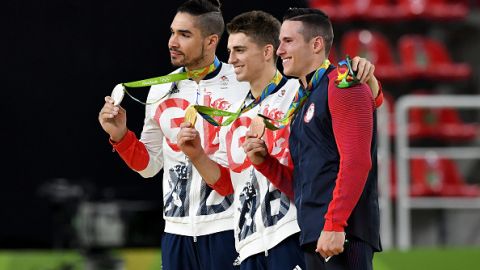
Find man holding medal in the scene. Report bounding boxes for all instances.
[176,10,383,270]
[98,1,250,269]
[260,8,381,270]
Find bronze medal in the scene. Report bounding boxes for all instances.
[250,116,266,138]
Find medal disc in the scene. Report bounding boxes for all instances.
[250,116,266,138]
[184,106,198,126]
[111,84,125,106]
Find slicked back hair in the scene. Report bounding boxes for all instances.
[177,0,225,38]
[283,8,334,56]
[226,11,281,52]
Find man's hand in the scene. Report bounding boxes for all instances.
[351,56,380,98]
[243,131,268,165]
[98,96,128,142]
[177,122,204,161]
[316,230,346,260]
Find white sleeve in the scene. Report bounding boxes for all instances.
[137,86,169,177]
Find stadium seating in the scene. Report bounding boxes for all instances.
[398,35,471,80]
[390,157,480,198]
[397,0,468,21]
[341,30,404,81]
[407,91,478,141]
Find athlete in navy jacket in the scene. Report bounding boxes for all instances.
[276,8,381,270]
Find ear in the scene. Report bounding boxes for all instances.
[312,36,324,54]
[205,34,219,49]
[264,44,275,61]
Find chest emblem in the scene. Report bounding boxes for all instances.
[220,75,229,88]
[304,103,315,123]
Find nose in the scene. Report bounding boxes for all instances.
[228,51,237,65]
[169,34,178,49]
[276,43,285,57]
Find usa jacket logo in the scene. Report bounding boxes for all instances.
[304,103,315,123]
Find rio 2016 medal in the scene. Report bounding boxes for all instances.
[250,116,266,138]
[111,84,125,106]
[184,106,198,126]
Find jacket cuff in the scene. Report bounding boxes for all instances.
[323,220,346,232]
[110,130,135,152]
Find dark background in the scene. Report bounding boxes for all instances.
[2,0,307,249]
[4,0,480,250]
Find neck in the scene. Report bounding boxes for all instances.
[300,55,326,87]
[250,65,277,99]
[186,54,216,83]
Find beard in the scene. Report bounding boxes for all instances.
[170,45,206,69]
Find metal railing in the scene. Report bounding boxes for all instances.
[377,100,393,250]
[395,95,480,250]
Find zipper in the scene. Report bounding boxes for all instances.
[297,101,308,244]
[191,82,201,243]
[257,169,269,257]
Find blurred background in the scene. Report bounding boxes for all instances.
[2,0,480,269]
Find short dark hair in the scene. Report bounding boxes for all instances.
[283,8,334,56]
[177,0,224,38]
[226,11,281,51]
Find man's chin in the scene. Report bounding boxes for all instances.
[282,69,293,77]
[234,73,245,82]
[170,59,184,67]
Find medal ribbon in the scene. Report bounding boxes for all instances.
[194,70,287,127]
[121,57,221,105]
[335,55,360,89]
[259,59,331,130]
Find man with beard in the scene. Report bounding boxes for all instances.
[98,1,249,269]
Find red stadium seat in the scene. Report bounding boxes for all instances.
[355,0,408,21]
[387,91,478,141]
[395,0,427,20]
[411,157,480,197]
[440,159,480,196]
[341,30,404,81]
[407,92,478,142]
[410,157,443,196]
[436,108,479,141]
[309,0,357,22]
[390,157,480,199]
[428,0,469,20]
[398,35,471,80]
[396,0,468,21]
[310,0,468,21]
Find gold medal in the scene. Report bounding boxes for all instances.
[184,105,198,126]
[250,116,266,138]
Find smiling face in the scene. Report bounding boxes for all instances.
[277,20,316,78]
[227,32,268,83]
[168,12,209,69]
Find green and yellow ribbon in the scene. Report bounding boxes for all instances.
[194,70,287,126]
[259,59,332,130]
[121,57,221,105]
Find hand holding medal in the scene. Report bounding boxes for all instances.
[184,105,198,126]
[249,116,266,138]
[111,84,126,106]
